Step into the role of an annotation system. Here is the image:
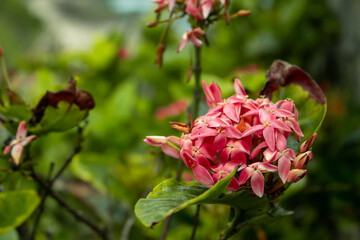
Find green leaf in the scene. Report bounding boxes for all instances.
[0,105,32,122]
[135,167,238,227]
[0,229,18,240]
[29,102,88,134]
[245,206,293,225]
[0,190,40,234]
[213,190,269,217]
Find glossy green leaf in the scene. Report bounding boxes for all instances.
[29,101,88,134]
[245,206,293,225]
[0,105,32,121]
[135,167,237,227]
[0,190,40,234]
[213,190,269,217]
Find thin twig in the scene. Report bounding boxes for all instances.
[193,46,202,118]
[29,127,104,239]
[190,205,201,240]
[29,166,108,240]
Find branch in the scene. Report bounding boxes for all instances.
[190,205,201,240]
[29,166,108,240]
[29,126,107,239]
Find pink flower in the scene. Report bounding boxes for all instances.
[185,0,203,20]
[144,79,312,197]
[153,0,176,12]
[200,0,215,18]
[3,121,36,165]
[155,100,188,119]
[238,162,278,197]
[177,28,205,52]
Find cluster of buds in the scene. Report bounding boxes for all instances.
[149,0,251,66]
[145,79,318,197]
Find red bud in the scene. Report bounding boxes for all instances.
[293,151,313,169]
[299,133,318,153]
[287,169,307,183]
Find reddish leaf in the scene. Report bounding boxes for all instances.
[260,60,326,105]
[31,77,94,124]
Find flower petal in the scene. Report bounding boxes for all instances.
[241,125,264,138]
[161,144,180,159]
[193,165,214,186]
[263,126,275,151]
[11,143,23,165]
[234,78,246,97]
[238,167,254,185]
[251,171,264,197]
[16,121,27,139]
[278,156,291,183]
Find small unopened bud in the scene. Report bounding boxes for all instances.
[147,21,158,28]
[156,44,166,67]
[225,9,231,24]
[287,169,307,183]
[299,133,318,153]
[155,4,167,13]
[293,151,313,169]
[237,10,251,17]
[170,122,190,134]
[143,136,168,146]
[0,46,3,57]
[117,48,129,59]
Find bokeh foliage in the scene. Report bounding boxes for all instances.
[0,0,359,240]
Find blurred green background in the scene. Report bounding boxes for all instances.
[0,0,359,239]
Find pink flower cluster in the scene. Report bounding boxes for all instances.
[145,79,315,197]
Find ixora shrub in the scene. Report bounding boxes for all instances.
[136,60,327,239]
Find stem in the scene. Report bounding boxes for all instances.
[193,46,202,118]
[190,205,201,240]
[219,209,243,240]
[29,166,108,240]
[0,57,11,89]
[160,35,202,240]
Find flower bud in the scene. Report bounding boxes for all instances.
[147,21,158,28]
[287,169,307,183]
[156,44,166,67]
[0,46,3,57]
[170,122,190,134]
[293,151,313,169]
[143,136,168,146]
[299,133,317,153]
[237,10,251,17]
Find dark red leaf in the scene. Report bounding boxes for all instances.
[32,77,95,123]
[260,60,327,104]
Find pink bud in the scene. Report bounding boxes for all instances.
[287,169,307,183]
[117,48,129,59]
[299,133,318,153]
[293,151,313,169]
[143,136,168,146]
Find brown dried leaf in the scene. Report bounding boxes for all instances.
[260,60,327,104]
[32,77,95,123]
